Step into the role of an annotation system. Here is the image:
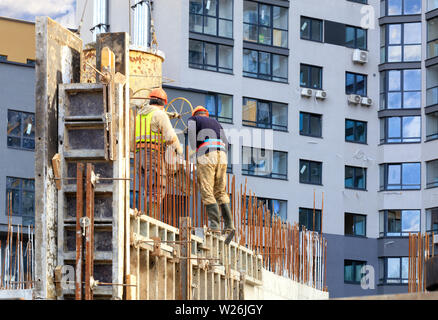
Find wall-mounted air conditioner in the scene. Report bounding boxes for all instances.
[315,90,327,100]
[352,49,368,64]
[348,94,361,104]
[301,88,313,98]
[361,97,373,106]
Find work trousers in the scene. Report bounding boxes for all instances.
[197,150,229,206]
[135,148,166,208]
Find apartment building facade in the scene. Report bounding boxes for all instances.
[74,0,438,298]
[0,17,36,252]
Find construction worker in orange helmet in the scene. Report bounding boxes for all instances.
[188,105,235,244]
[135,88,182,214]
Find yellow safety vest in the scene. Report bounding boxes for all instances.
[135,110,165,151]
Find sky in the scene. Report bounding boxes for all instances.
[0,0,77,28]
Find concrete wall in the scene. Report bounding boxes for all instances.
[0,289,33,300]
[245,269,329,300]
[0,62,35,234]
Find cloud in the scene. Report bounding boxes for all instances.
[0,0,76,28]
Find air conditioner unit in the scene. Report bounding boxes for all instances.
[315,90,327,99]
[361,97,373,106]
[348,94,361,104]
[301,88,313,98]
[352,49,368,64]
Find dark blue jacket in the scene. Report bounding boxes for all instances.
[188,116,228,155]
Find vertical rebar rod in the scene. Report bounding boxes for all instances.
[138,115,143,214]
[133,109,137,211]
[143,118,147,216]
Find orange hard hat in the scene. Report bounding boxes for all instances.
[192,106,209,117]
[148,88,168,105]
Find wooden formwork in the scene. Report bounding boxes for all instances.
[128,211,262,300]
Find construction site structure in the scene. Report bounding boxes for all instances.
[30,17,328,300]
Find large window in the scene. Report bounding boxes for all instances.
[381,23,421,63]
[345,119,367,144]
[426,207,438,233]
[426,111,438,140]
[243,49,288,82]
[379,210,420,237]
[380,163,421,190]
[382,0,421,15]
[345,213,366,237]
[380,69,421,110]
[189,39,233,73]
[299,160,322,185]
[243,1,288,48]
[426,159,438,188]
[346,72,367,96]
[345,25,367,50]
[300,64,322,89]
[257,197,287,221]
[205,93,233,123]
[92,0,109,41]
[427,65,438,106]
[345,166,367,190]
[242,147,287,180]
[242,98,288,131]
[7,110,35,150]
[344,260,366,284]
[300,17,323,42]
[380,116,421,143]
[299,208,321,232]
[6,177,35,225]
[300,112,322,138]
[427,17,438,59]
[132,0,151,46]
[379,257,409,284]
[189,0,233,38]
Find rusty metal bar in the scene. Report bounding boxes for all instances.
[84,163,95,300]
[75,163,84,300]
[143,118,147,216]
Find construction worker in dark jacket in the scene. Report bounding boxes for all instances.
[188,106,235,241]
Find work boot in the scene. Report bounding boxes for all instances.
[219,203,235,231]
[206,203,220,231]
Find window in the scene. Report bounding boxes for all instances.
[381,23,421,63]
[382,0,421,15]
[243,49,288,82]
[243,1,288,48]
[345,166,367,190]
[426,111,438,141]
[379,257,409,284]
[427,65,438,107]
[189,0,233,38]
[205,93,233,123]
[379,210,420,236]
[300,64,322,89]
[300,17,323,42]
[426,207,438,233]
[429,0,438,11]
[256,197,287,221]
[349,0,368,3]
[0,55,7,61]
[345,213,366,237]
[242,98,288,131]
[132,0,152,46]
[380,163,421,190]
[345,25,367,50]
[346,72,367,96]
[300,112,322,137]
[426,159,438,188]
[6,177,35,225]
[227,144,233,173]
[380,69,421,110]
[299,160,322,185]
[26,59,35,66]
[345,119,367,144]
[92,0,109,41]
[344,260,366,284]
[427,17,438,59]
[242,147,287,179]
[7,110,35,150]
[299,208,321,232]
[380,116,421,143]
[189,39,233,73]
